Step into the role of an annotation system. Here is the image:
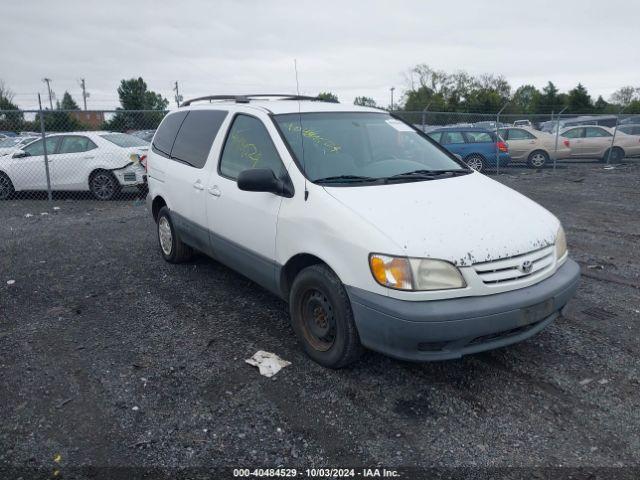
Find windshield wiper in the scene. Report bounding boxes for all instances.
[385,169,470,181]
[314,175,380,184]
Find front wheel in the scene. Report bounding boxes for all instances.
[289,264,363,368]
[156,206,193,263]
[89,171,121,200]
[465,155,486,172]
[527,150,549,169]
[0,172,15,200]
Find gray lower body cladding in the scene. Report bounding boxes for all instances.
[346,259,581,361]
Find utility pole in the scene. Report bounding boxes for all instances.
[42,78,54,109]
[173,81,182,107]
[80,78,88,110]
[390,86,395,111]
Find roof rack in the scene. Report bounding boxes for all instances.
[180,94,322,107]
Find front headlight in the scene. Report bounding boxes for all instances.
[369,254,466,291]
[555,226,567,259]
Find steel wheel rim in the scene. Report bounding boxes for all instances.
[467,157,483,171]
[0,175,10,199]
[531,153,546,167]
[301,289,336,351]
[158,217,173,255]
[92,173,115,200]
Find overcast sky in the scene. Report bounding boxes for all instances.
[3,0,639,110]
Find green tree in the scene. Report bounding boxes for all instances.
[0,80,24,132]
[567,83,592,113]
[511,85,540,114]
[609,86,638,107]
[353,96,377,107]
[317,92,338,103]
[593,95,609,113]
[535,82,563,114]
[60,91,80,110]
[105,77,169,131]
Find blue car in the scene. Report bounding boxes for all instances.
[427,127,510,172]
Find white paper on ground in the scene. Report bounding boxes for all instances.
[245,350,291,378]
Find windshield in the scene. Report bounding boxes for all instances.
[274,112,467,184]
[100,133,149,148]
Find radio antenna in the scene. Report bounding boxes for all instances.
[294,59,308,201]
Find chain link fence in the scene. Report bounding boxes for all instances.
[393,110,640,173]
[0,108,167,204]
[1,107,639,208]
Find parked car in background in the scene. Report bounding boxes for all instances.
[427,127,510,172]
[0,131,17,139]
[474,121,509,130]
[0,136,39,156]
[513,120,533,128]
[560,126,640,162]
[130,129,155,142]
[620,116,640,125]
[618,124,640,136]
[0,131,148,200]
[498,127,571,168]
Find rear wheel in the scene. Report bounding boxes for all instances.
[527,150,549,169]
[603,147,624,163]
[0,172,14,200]
[89,170,120,200]
[157,206,192,263]
[289,264,363,368]
[465,155,486,172]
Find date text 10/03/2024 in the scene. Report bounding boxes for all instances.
[233,468,401,477]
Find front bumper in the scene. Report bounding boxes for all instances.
[346,259,580,361]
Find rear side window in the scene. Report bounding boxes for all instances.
[171,110,228,168]
[506,129,536,140]
[219,114,285,180]
[442,131,465,144]
[465,131,494,143]
[59,136,97,154]
[427,132,442,143]
[585,127,612,138]
[152,111,188,158]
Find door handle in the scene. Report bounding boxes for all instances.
[193,181,204,191]
[208,185,221,197]
[82,156,94,160]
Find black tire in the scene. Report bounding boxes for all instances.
[527,150,549,169]
[156,206,193,263]
[465,154,486,172]
[289,264,363,368]
[89,170,121,200]
[602,147,624,163]
[0,172,14,200]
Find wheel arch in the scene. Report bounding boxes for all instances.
[279,253,338,300]
[151,195,167,222]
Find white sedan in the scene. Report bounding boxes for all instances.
[0,131,148,200]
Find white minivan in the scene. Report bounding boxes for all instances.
[146,95,580,368]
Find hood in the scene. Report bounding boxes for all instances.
[323,172,558,267]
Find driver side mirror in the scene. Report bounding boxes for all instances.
[12,150,29,159]
[237,168,293,198]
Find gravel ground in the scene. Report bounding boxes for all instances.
[1,161,639,478]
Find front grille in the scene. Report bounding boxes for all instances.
[123,173,137,182]
[473,245,554,285]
